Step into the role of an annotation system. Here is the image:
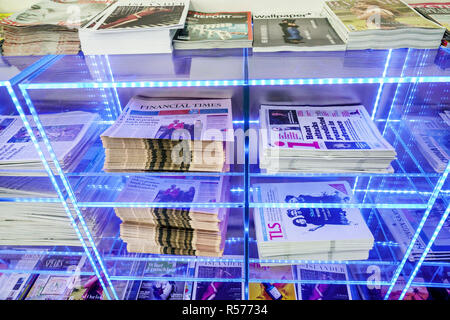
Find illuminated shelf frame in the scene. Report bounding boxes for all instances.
[3,48,449,300]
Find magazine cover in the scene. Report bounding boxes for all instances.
[138,261,189,300]
[101,96,233,142]
[89,0,189,31]
[192,259,244,300]
[260,105,396,156]
[325,0,443,31]
[0,0,113,28]
[253,180,374,247]
[296,264,352,300]
[0,254,41,300]
[409,1,450,46]
[174,11,252,42]
[249,263,297,300]
[253,17,345,51]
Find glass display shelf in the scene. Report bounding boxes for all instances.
[1,48,449,300]
[247,48,450,84]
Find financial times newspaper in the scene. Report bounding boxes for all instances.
[101,96,234,142]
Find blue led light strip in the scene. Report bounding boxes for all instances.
[77,202,243,208]
[19,76,450,91]
[399,192,450,299]
[371,49,393,120]
[0,269,96,276]
[0,249,85,256]
[243,47,250,301]
[383,167,449,300]
[6,83,113,300]
[249,203,428,209]
[17,86,118,300]
[248,258,399,266]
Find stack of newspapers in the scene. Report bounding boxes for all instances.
[101,96,233,173]
[114,176,229,256]
[0,111,100,175]
[0,177,108,246]
[173,11,253,50]
[253,181,375,264]
[406,111,449,173]
[0,0,112,56]
[259,104,397,173]
[408,1,450,48]
[79,0,190,54]
[322,0,446,50]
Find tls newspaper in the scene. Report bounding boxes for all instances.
[253,180,374,246]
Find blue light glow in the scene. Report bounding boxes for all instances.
[17,86,117,300]
[399,195,450,300]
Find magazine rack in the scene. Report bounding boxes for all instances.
[1,48,449,300]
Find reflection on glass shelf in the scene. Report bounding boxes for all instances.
[248,49,450,81]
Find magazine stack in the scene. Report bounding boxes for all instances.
[101,96,233,173]
[252,13,346,52]
[0,0,112,56]
[0,177,108,247]
[259,104,397,173]
[253,181,375,263]
[0,111,100,175]
[408,1,450,48]
[173,11,253,49]
[114,176,230,257]
[79,0,190,54]
[323,0,446,49]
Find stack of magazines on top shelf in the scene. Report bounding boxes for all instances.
[173,10,253,50]
[100,96,233,173]
[0,0,113,56]
[407,0,450,48]
[259,104,397,174]
[253,181,375,264]
[79,0,190,54]
[114,176,230,256]
[322,0,446,50]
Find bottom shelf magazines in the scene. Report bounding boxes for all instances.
[295,264,353,300]
[191,259,244,300]
[249,263,297,300]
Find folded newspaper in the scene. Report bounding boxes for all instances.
[79,0,190,54]
[115,176,230,257]
[0,111,100,176]
[406,111,449,173]
[259,104,397,173]
[101,96,233,173]
[0,0,114,55]
[253,180,375,264]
